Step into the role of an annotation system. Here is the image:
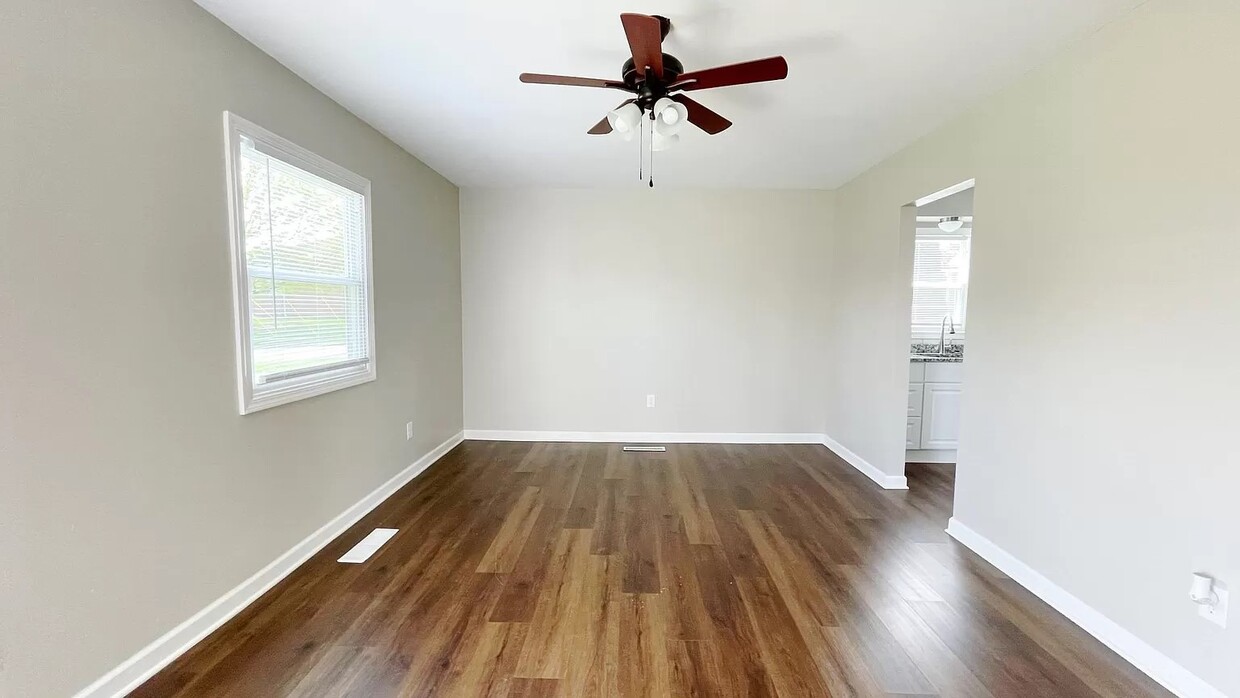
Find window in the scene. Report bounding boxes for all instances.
[911,226,971,339]
[224,113,375,414]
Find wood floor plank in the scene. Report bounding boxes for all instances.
[668,448,723,545]
[436,622,529,697]
[477,486,544,573]
[621,490,661,594]
[667,639,708,698]
[690,542,779,697]
[506,677,560,697]
[564,444,606,528]
[606,593,673,696]
[590,478,622,555]
[838,595,938,696]
[658,516,713,642]
[740,509,888,696]
[514,442,548,473]
[133,449,1173,698]
[736,576,833,697]
[394,572,510,696]
[739,509,839,627]
[513,528,611,685]
[907,542,1166,698]
[488,504,567,623]
[284,645,375,698]
[700,484,768,578]
[844,562,996,698]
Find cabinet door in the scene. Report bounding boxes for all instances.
[921,383,963,449]
[908,384,924,417]
[909,361,926,382]
[906,417,922,449]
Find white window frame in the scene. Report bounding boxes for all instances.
[911,225,971,341]
[223,112,377,415]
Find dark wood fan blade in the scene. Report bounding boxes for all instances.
[620,13,664,79]
[587,117,612,135]
[670,95,732,134]
[588,99,636,134]
[520,73,629,90]
[674,56,788,91]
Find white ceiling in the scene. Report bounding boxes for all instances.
[195,0,1142,189]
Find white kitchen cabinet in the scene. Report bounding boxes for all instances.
[907,359,963,460]
[909,362,926,382]
[924,362,964,383]
[920,382,963,449]
[908,384,924,416]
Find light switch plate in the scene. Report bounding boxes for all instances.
[1200,584,1229,628]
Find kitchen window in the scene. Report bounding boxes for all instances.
[911,226,970,339]
[223,112,376,414]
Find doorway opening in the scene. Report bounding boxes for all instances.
[903,180,973,474]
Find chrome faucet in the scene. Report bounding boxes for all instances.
[937,315,956,355]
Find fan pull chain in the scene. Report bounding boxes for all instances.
[648,111,655,188]
[638,115,644,180]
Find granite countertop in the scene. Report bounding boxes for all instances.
[910,342,964,363]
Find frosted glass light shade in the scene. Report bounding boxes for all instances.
[651,132,679,151]
[652,98,688,136]
[607,103,643,135]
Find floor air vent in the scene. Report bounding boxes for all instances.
[337,527,398,564]
[622,445,667,452]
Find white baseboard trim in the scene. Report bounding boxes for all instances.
[464,431,911,492]
[72,431,465,698]
[463,430,825,445]
[905,448,957,464]
[945,517,1225,698]
[821,434,908,489]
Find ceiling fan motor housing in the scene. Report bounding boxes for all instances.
[622,54,684,109]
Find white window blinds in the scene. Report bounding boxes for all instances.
[225,113,375,414]
[911,229,971,337]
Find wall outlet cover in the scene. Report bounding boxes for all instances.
[406,422,414,440]
[1200,584,1228,628]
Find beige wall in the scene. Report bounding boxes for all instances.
[461,188,833,437]
[826,0,1239,694]
[0,1,462,695]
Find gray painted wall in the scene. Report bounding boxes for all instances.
[1,2,463,695]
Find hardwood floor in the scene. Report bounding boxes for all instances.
[132,442,1170,697]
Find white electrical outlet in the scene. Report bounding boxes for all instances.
[646,394,656,408]
[406,422,414,440]
[1200,584,1229,628]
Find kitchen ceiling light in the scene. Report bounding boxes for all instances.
[938,216,964,233]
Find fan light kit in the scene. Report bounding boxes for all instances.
[520,13,789,187]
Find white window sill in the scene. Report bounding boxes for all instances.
[241,367,375,415]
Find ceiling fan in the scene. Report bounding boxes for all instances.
[519,13,788,183]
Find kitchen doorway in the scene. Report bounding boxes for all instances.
[904,180,973,467]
